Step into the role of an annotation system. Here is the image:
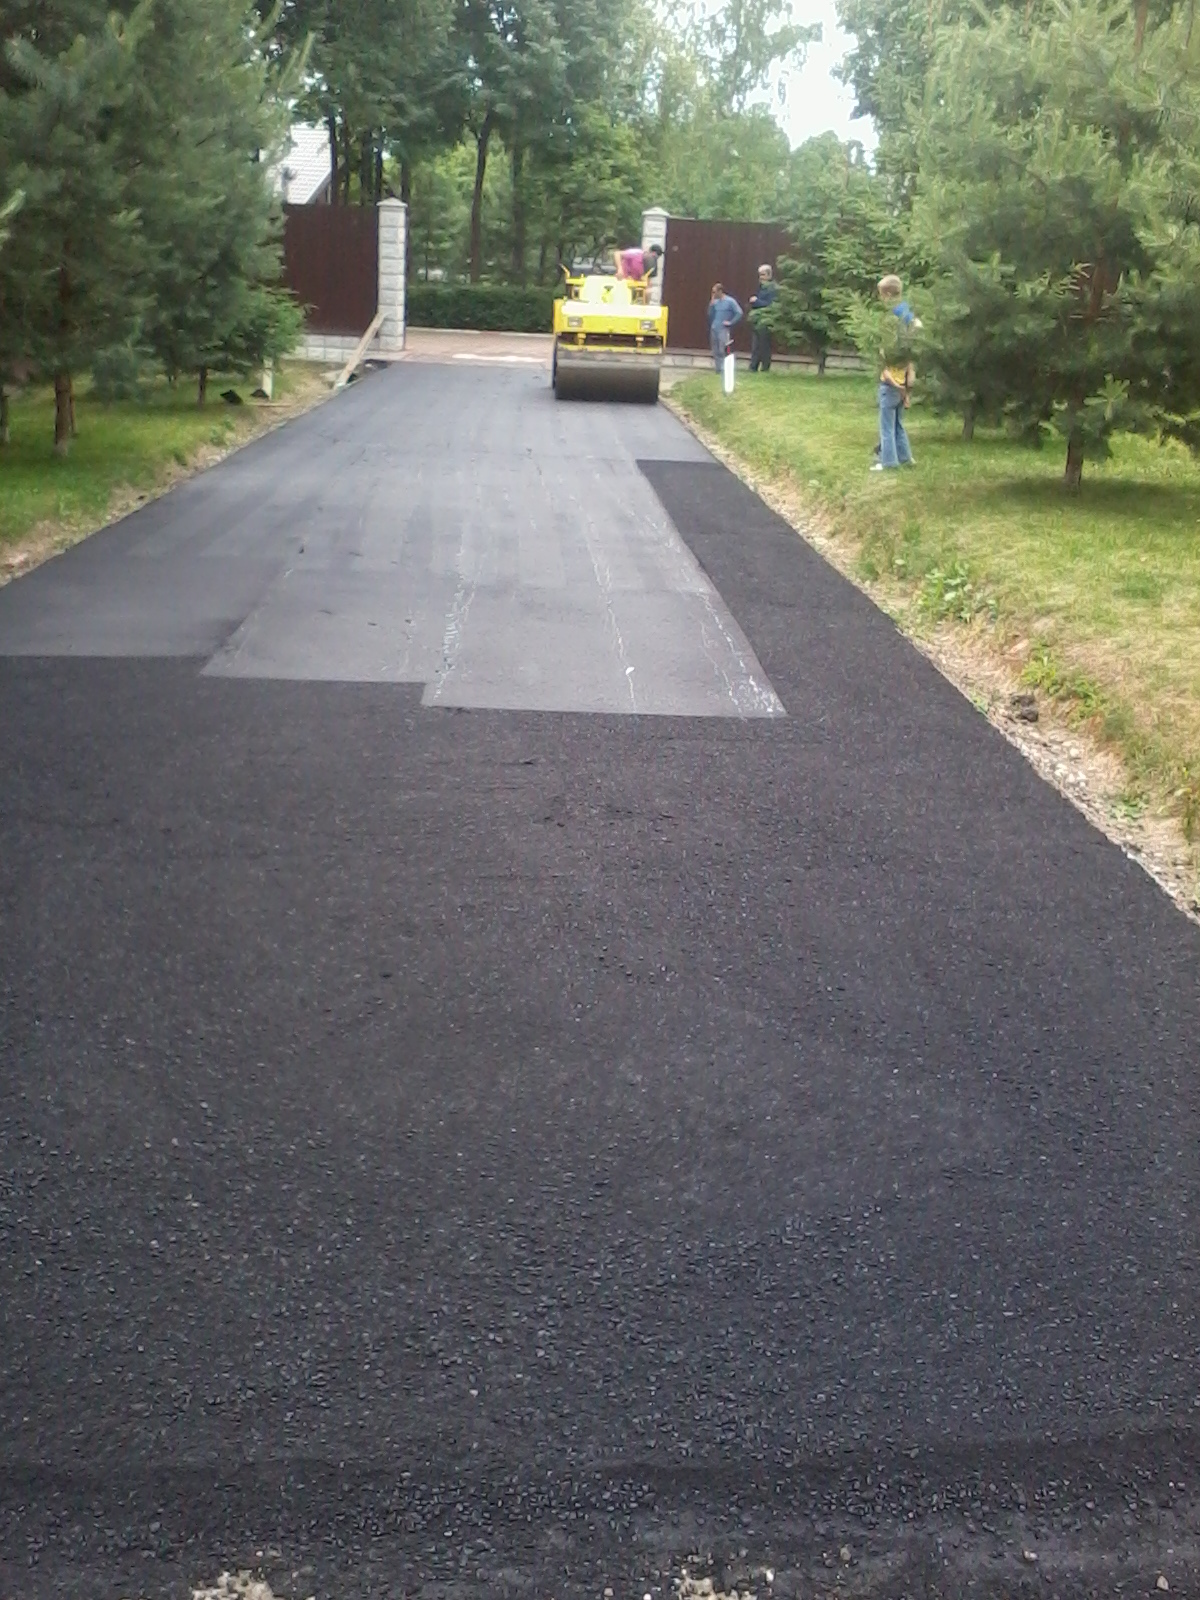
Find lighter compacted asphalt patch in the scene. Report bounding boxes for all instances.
[1,366,1200,1599]
[0,366,782,718]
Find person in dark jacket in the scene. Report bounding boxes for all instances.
[707,283,743,373]
[747,264,778,372]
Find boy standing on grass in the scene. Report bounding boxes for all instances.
[872,273,921,471]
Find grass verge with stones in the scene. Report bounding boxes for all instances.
[0,363,332,583]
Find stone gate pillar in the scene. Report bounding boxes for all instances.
[641,207,668,306]
[378,198,407,355]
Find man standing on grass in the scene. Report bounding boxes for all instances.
[872,273,921,471]
[707,283,743,375]
[748,265,778,373]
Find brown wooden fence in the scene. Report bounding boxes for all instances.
[282,204,378,335]
[660,218,795,353]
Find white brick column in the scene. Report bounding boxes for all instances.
[378,198,407,354]
[641,206,668,306]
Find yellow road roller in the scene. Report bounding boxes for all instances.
[552,270,669,402]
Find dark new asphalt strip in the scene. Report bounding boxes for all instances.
[1,367,1199,1598]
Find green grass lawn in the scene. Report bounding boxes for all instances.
[673,370,1200,836]
[0,364,325,558]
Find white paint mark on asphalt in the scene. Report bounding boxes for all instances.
[697,587,785,718]
[573,482,638,712]
[428,568,477,703]
[452,353,544,365]
[428,472,488,702]
[192,1573,300,1600]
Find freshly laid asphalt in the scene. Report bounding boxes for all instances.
[2,363,1199,1599]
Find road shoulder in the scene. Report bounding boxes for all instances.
[0,364,335,589]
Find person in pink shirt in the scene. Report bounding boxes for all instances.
[613,243,662,281]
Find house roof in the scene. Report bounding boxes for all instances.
[273,124,332,205]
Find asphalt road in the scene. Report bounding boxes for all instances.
[2,364,1199,1599]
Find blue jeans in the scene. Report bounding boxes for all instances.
[878,382,912,467]
[711,334,728,373]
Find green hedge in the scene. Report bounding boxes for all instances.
[406,283,560,333]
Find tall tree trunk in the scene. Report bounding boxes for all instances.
[341,123,353,204]
[817,349,827,377]
[327,114,340,204]
[0,385,9,445]
[198,366,208,406]
[510,141,527,284]
[54,370,72,457]
[1134,0,1150,49]
[375,144,384,204]
[1064,427,1084,489]
[962,401,976,441]
[469,113,494,283]
[55,269,77,443]
[401,160,413,282]
[537,237,548,285]
[358,133,370,205]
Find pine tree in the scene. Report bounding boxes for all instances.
[0,188,23,444]
[0,4,152,452]
[843,287,922,380]
[769,133,913,372]
[914,0,1200,486]
[130,0,303,403]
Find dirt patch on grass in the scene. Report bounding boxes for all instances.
[670,398,1200,926]
[0,365,334,588]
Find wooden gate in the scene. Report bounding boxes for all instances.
[282,204,378,335]
[660,218,795,353]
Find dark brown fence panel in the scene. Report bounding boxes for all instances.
[282,204,378,335]
[661,218,795,353]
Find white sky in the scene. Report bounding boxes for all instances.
[771,0,877,153]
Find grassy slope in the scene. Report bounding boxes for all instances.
[0,365,325,556]
[673,371,1200,835]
